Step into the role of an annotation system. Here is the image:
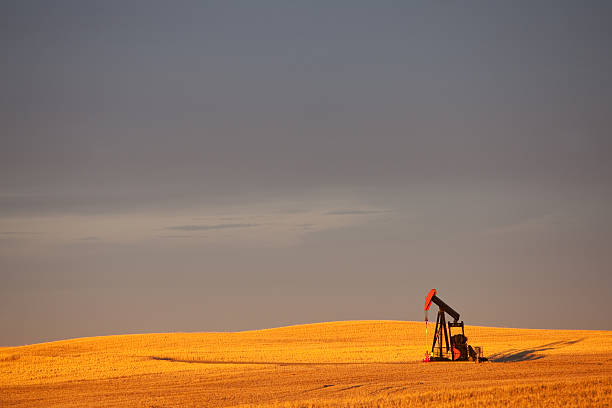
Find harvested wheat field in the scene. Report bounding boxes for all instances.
[1,320,611,407]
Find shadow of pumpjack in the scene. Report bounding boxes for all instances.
[488,338,584,362]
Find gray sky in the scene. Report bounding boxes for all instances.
[1,1,611,346]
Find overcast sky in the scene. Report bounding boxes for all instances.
[1,1,611,346]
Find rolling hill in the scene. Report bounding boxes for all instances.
[1,320,611,407]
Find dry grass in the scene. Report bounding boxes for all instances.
[1,320,611,407]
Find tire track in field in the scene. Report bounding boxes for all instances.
[149,356,415,366]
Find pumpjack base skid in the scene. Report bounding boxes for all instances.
[428,357,452,362]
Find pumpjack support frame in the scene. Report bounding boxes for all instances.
[431,311,465,360]
[425,289,465,361]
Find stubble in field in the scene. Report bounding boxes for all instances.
[1,321,611,407]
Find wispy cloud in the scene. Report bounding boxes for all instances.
[0,202,386,247]
[298,223,315,229]
[165,223,258,231]
[326,209,388,215]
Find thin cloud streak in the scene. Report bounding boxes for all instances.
[326,210,389,215]
[0,231,42,235]
[166,223,259,231]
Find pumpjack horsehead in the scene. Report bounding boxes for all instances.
[423,289,486,362]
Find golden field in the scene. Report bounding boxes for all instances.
[1,320,611,407]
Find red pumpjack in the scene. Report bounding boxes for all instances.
[424,288,486,362]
